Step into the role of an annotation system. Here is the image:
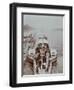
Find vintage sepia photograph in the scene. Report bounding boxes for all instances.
[22,14,63,76]
[10,3,72,87]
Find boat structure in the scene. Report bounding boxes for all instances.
[23,30,57,75]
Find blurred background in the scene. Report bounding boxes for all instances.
[23,14,63,56]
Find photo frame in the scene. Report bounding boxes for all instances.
[10,3,72,87]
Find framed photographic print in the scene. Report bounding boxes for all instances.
[10,3,72,87]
